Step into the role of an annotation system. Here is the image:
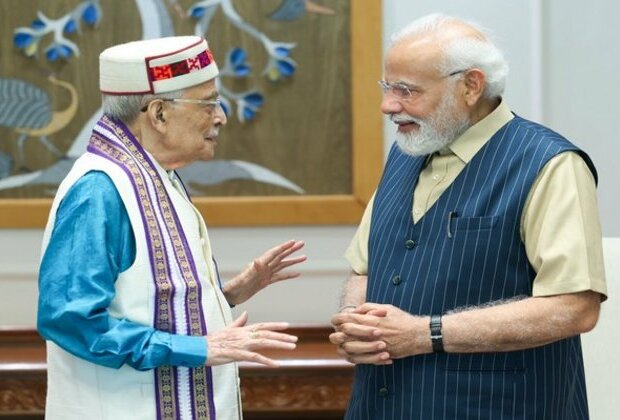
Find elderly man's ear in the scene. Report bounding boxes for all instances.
[462,68,486,106]
[144,101,167,130]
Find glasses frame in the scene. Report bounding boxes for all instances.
[140,97,222,112]
[378,69,468,99]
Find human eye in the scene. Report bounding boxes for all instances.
[391,83,413,98]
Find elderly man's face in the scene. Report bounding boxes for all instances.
[380,39,470,156]
[159,79,227,167]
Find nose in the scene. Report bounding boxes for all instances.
[214,104,227,126]
[380,94,403,115]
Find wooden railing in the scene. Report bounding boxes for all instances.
[0,326,353,419]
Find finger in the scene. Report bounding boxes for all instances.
[249,322,291,332]
[357,303,391,314]
[332,312,383,328]
[252,330,298,343]
[235,350,281,367]
[271,256,308,272]
[261,240,300,264]
[249,338,297,351]
[345,352,392,366]
[329,331,347,345]
[363,308,388,317]
[269,272,302,284]
[263,241,306,268]
[230,311,249,328]
[341,340,386,354]
[339,322,382,339]
[335,346,392,365]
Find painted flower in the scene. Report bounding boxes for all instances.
[220,47,251,77]
[63,19,77,34]
[13,28,42,57]
[45,43,75,62]
[188,0,222,19]
[81,1,102,26]
[236,91,264,122]
[261,40,297,81]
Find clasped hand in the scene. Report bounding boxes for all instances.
[330,303,430,365]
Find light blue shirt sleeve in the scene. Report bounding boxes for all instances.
[37,171,207,371]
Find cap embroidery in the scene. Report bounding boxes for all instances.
[148,49,214,82]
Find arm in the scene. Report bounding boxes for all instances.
[38,172,208,371]
[332,291,599,361]
[338,271,368,311]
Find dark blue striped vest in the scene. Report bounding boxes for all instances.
[346,116,597,420]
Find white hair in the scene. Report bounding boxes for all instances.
[389,13,509,99]
[101,89,186,124]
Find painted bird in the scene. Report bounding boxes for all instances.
[0,75,77,173]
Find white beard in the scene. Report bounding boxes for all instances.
[392,92,471,156]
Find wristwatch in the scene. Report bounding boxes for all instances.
[429,314,444,353]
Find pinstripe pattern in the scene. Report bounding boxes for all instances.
[346,116,596,420]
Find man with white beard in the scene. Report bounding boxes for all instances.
[330,13,607,420]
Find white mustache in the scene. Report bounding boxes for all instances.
[390,113,421,125]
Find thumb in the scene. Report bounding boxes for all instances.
[230,311,248,328]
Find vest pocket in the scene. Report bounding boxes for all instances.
[453,215,499,232]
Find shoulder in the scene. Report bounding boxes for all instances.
[57,171,124,218]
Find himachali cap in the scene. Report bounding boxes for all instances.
[99,36,218,95]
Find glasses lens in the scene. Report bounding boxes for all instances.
[392,84,411,98]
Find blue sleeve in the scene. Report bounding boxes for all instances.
[37,171,207,371]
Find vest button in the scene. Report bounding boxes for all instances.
[405,239,416,249]
[378,387,389,397]
[391,275,402,285]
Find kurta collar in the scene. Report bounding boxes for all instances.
[439,99,514,163]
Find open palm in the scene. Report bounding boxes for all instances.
[223,240,306,305]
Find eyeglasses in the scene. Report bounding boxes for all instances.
[378,69,468,99]
[162,98,221,108]
[140,97,221,112]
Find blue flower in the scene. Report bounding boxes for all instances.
[265,57,297,81]
[189,6,206,19]
[82,2,101,26]
[227,48,251,77]
[274,46,291,58]
[243,92,264,107]
[64,19,77,34]
[242,107,256,121]
[236,91,264,122]
[262,41,297,81]
[45,44,74,62]
[13,31,36,48]
[31,19,46,30]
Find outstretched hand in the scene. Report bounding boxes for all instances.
[223,240,306,306]
[206,311,298,367]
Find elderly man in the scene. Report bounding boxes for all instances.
[38,36,305,420]
[330,13,607,420]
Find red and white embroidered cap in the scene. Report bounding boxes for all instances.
[99,36,218,95]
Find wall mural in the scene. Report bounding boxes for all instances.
[0,0,352,199]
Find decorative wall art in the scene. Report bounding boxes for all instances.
[0,0,382,226]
